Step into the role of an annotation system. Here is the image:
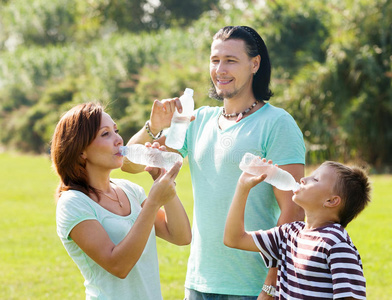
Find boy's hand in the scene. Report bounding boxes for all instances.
[239,158,273,189]
[238,171,267,190]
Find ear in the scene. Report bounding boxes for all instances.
[81,152,87,160]
[251,55,261,74]
[324,196,341,208]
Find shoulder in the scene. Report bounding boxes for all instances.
[280,221,305,236]
[57,189,91,210]
[262,103,297,123]
[317,224,354,247]
[194,106,221,118]
[188,106,221,132]
[56,190,97,239]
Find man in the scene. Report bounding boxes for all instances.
[122,26,306,299]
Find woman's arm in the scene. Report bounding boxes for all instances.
[145,159,191,246]
[154,195,192,245]
[70,162,182,279]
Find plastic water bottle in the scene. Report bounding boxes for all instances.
[239,153,300,192]
[165,88,194,149]
[120,144,183,171]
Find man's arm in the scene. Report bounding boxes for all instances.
[121,98,181,173]
[274,163,305,224]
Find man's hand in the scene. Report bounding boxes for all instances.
[149,98,181,133]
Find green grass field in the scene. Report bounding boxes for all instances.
[0,152,391,299]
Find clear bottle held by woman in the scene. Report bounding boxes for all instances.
[239,153,300,192]
[120,144,183,171]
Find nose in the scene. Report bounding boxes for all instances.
[115,134,123,146]
[300,177,306,184]
[215,62,226,75]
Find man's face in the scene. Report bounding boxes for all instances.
[209,39,259,101]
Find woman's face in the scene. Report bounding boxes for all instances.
[82,112,124,173]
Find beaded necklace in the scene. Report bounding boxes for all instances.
[222,101,258,123]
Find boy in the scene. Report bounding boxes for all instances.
[224,160,371,299]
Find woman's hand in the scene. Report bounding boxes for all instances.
[144,141,168,180]
[147,157,181,208]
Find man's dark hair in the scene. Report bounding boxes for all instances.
[209,25,273,101]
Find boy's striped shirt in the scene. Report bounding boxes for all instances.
[251,221,366,299]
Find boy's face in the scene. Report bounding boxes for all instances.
[293,165,337,211]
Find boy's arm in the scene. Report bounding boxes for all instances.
[224,172,267,251]
[261,163,305,298]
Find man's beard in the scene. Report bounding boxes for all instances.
[208,80,238,101]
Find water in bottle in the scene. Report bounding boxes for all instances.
[120,144,183,171]
[239,153,300,192]
[165,88,194,149]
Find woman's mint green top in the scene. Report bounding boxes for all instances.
[56,178,162,300]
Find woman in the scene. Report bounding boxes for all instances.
[51,102,191,299]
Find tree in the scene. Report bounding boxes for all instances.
[285,0,392,169]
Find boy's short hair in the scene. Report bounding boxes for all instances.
[322,161,371,227]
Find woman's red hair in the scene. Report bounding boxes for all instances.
[51,102,102,200]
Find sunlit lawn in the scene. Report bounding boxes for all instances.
[0,152,390,299]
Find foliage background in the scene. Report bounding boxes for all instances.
[1,0,391,170]
[1,1,391,299]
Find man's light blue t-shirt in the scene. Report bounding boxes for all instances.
[179,103,306,296]
[56,178,162,300]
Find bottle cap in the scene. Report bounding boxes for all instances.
[119,146,127,156]
[292,182,300,192]
[184,88,194,96]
